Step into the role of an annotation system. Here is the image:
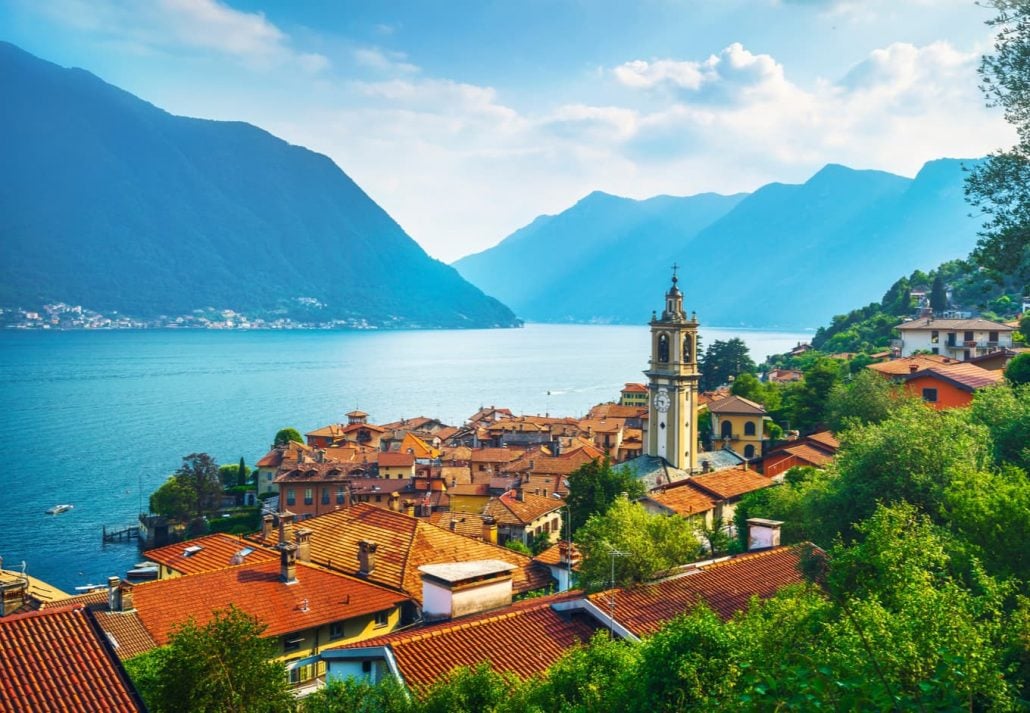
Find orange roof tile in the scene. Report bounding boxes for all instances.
[688,468,774,500]
[706,395,768,415]
[90,608,157,660]
[343,593,598,690]
[484,492,564,527]
[622,383,648,393]
[378,452,416,467]
[587,546,807,636]
[132,560,406,645]
[427,511,491,540]
[866,354,959,376]
[776,443,835,467]
[532,542,581,569]
[804,431,840,451]
[646,486,717,517]
[470,448,522,464]
[246,504,551,603]
[0,607,145,711]
[144,533,278,576]
[902,362,1004,391]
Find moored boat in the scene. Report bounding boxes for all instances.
[45,504,74,515]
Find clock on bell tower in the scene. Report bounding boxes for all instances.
[645,265,700,472]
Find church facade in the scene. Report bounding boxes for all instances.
[644,269,700,472]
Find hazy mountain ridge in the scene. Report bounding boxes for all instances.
[455,160,983,329]
[0,42,518,328]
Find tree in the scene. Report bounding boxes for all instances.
[699,338,756,391]
[176,452,223,515]
[784,359,841,433]
[125,605,295,713]
[274,427,304,447]
[149,476,195,521]
[825,369,906,432]
[529,530,553,556]
[238,456,248,486]
[965,1,1030,284]
[930,273,948,313]
[565,458,645,534]
[302,677,412,713]
[1005,351,1030,386]
[504,539,531,556]
[528,633,639,713]
[575,498,703,589]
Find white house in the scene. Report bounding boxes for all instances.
[896,318,1014,361]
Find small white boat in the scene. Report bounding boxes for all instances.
[74,583,106,593]
[45,504,74,515]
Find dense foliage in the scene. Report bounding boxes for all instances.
[125,606,295,713]
[274,427,304,447]
[699,338,756,391]
[149,453,223,522]
[564,458,645,533]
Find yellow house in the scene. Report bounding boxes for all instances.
[130,529,409,690]
[706,395,768,460]
[376,451,416,479]
[619,382,649,407]
[448,483,491,513]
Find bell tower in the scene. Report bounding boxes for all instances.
[645,265,700,472]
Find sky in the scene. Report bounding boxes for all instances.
[0,0,1016,262]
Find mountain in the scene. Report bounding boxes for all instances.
[0,42,518,328]
[454,160,984,329]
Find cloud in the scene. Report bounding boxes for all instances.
[34,0,329,72]
[353,47,419,74]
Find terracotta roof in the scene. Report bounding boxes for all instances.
[470,448,522,464]
[484,492,564,527]
[0,607,145,711]
[378,452,416,467]
[274,462,374,484]
[532,542,581,569]
[144,533,278,576]
[340,422,387,434]
[896,317,1013,331]
[426,511,491,540]
[771,443,835,468]
[256,448,285,468]
[441,466,472,485]
[804,431,839,451]
[867,354,959,376]
[246,504,551,603]
[902,362,1004,391]
[622,383,648,393]
[688,468,774,500]
[587,546,807,636]
[706,395,767,415]
[306,424,348,439]
[90,608,157,660]
[587,403,645,419]
[132,560,406,645]
[448,483,490,496]
[342,593,598,690]
[645,486,717,517]
[346,410,369,418]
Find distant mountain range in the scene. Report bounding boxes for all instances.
[0,42,518,328]
[454,159,984,329]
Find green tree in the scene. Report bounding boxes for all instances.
[126,605,295,713]
[148,476,195,520]
[504,539,531,556]
[825,369,905,432]
[930,273,948,313]
[238,456,248,486]
[302,677,412,713]
[564,458,645,534]
[528,633,639,713]
[700,338,756,391]
[1005,351,1030,386]
[784,359,841,433]
[529,530,553,556]
[176,452,223,516]
[274,427,304,447]
[418,663,528,713]
[694,516,732,557]
[575,498,703,590]
[965,1,1030,284]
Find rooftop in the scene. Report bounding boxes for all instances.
[144,532,278,576]
[418,560,515,583]
[896,317,1014,331]
[644,486,717,517]
[484,491,565,527]
[706,395,768,415]
[688,467,775,500]
[902,362,1004,391]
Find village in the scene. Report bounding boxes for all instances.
[1,271,1026,711]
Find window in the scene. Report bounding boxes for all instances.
[329,621,344,640]
[931,330,939,344]
[304,488,313,506]
[362,661,373,674]
[922,388,938,403]
[720,420,732,439]
[658,333,669,363]
[744,444,755,459]
[682,335,692,362]
[964,331,974,342]
[266,472,272,481]
[336,487,346,505]
[947,332,957,346]
[321,488,329,505]
[374,610,389,628]
[931,347,939,355]
[286,489,295,506]
[283,635,304,652]
[989,331,999,342]
[744,421,756,436]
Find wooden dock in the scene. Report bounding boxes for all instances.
[102,525,140,543]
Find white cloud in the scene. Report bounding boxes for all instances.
[353,47,419,74]
[35,0,329,72]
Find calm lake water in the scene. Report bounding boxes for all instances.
[0,323,808,591]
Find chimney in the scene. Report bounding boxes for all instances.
[482,516,498,544]
[558,541,571,566]
[279,540,299,584]
[278,511,295,545]
[909,363,919,373]
[294,528,312,563]
[746,518,783,551]
[515,489,525,502]
[701,460,712,473]
[551,438,561,457]
[449,518,458,532]
[389,492,400,512]
[261,514,275,540]
[404,500,415,517]
[107,576,122,611]
[358,540,377,576]
[419,561,515,621]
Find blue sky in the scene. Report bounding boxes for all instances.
[0,0,1013,261]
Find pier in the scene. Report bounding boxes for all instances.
[102,525,140,543]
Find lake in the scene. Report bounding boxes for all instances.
[0,323,809,591]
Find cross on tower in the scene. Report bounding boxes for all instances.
[671,262,679,282]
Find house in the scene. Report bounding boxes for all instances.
[132,518,409,689]
[482,491,565,546]
[0,556,72,615]
[682,467,775,524]
[0,607,146,711]
[326,534,810,691]
[426,511,498,542]
[37,583,157,661]
[619,382,649,407]
[899,362,1004,409]
[274,461,380,519]
[762,431,840,479]
[639,485,717,527]
[254,443,310,496]
[866,354,961,379]
[706,395,769,459]
[446,482,491,513]
[143,532,278,579]
[246,504,553,604]
[532,541,581,592]
[968,347,1029,372]
[376,452,416,480]
[470,447,522,480]
[765,368,803,383]
[895,317,1014,360]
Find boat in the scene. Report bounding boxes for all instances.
[126,562,159,581]
[74,583,106,593]
[45,504,74,515]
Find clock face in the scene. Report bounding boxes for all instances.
[654,389,671,413]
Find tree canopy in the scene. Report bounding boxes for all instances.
[124,606,295,713]
[274,427,304,447]
[699,338,755,391]
[149,452,223,522]
[564,458,645,534]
